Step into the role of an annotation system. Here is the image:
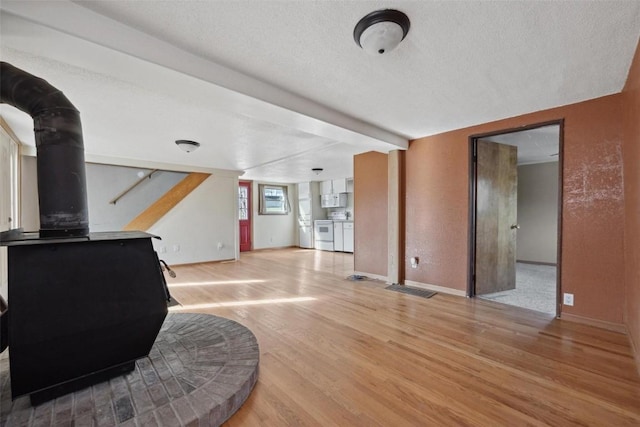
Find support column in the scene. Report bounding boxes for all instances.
[388,150,405,284]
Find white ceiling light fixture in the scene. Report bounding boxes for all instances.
[354,9,411,55]
[175,139,200,153]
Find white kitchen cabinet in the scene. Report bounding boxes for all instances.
[320,179,348,194]
[343,222,354,253]
[331,221,353,253]
[332,179,347,194]
[320,180,333,194]
[299,223,313,248]
[333,222,344,252]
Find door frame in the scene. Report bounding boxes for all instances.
[0,119,21,302]
[0,119,21,231]
[467,119,564,317]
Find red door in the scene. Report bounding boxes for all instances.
[239,181,252,252]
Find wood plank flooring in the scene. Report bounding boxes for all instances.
[165,248,640,426]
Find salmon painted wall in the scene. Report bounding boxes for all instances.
[623,38,640,357]
[406,94,626,324]
[405,134,469,290]
[354,151,388,277]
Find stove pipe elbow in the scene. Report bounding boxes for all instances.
[0,62,89,237]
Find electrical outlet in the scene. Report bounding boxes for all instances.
[410,257,419,269]
[158,246,166,254]
[173,245,180,252]
[563,293,574,306]
[217,242,224,250]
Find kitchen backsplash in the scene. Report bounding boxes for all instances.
[328,208,353,220]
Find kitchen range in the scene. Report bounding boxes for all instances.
[313,220,334,251]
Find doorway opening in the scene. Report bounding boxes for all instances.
[468,121,563,316]
[1,123,20,302]
[238,181,252,252]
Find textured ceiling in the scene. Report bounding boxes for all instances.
[1,1,639,183]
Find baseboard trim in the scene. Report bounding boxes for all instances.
[171,258,236,268]
[560,313,627,334]
[404,280,466,297]
[516,260,557,266]
[353,271,388,283]
[251,245,297,252]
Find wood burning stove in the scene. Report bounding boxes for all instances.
[0,62,168,404]
[3,231,168,404]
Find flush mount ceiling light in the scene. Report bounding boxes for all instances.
[354,9,410,55]
[312,168,324,175]
[175,139,200,153]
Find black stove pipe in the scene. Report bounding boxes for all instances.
[0,62,89,238]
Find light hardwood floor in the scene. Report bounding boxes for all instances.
[166,248,640,426]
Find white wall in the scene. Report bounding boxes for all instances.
[86,163,185,232]
[252,181,296,249]
[149,174,237,264]
[517,162,559,264]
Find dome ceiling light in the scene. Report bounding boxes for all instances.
[175,139,200,153]
[354,9,411,55]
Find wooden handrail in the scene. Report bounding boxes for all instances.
[110,169,158,205]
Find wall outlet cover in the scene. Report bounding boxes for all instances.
[563,293,574,306]
[410,257,419,268]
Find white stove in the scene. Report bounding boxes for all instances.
[314,220,334,251]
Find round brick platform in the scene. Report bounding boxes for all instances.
[0,313,260,426]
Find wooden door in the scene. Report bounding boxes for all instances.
[475,140,518,295]
[239,181,252,252]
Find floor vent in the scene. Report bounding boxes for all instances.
[385,284,436,299]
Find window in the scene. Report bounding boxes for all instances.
[258,184,290,215]
[238,185,249,220]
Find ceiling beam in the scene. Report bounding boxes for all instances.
[2,0,408,150]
